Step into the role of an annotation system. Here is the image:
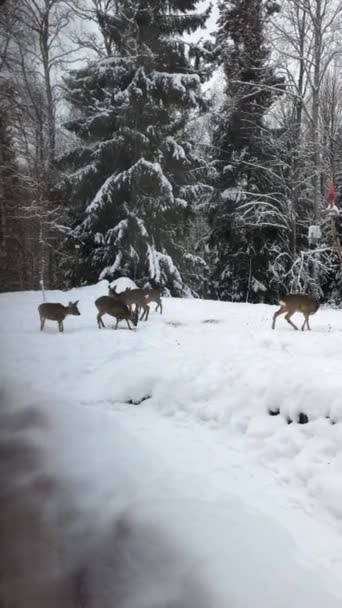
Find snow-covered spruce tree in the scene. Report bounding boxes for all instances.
[208,0,287,303]
[61,0,212,295]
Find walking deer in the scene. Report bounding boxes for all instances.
[38,301,80,333]
[272,294,320,331]
[108,285,163,321]
[95,295,139,330]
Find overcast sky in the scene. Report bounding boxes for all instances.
[185,0,219,42]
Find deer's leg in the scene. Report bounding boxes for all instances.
[126,319,132,330]
[304,314,311,331]
[115,318,119,330]
[272,306,285,329]
[97,313,106,328]
[139,306,146,321]
[40,318,45,331]
[58,321,64,333]
[301,314,307,331]
[144,305,149,321]
[157,299,163,314]
[285,311,298,330]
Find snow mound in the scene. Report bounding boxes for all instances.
[109,276,138,292]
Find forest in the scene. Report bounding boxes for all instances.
[1,0,342,303]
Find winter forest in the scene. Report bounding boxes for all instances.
[2,0,342,303]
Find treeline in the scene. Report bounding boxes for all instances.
[1,0,342,302]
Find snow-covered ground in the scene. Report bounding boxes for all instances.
[2,282,342,606]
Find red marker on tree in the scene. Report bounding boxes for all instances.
[327,180,336,207]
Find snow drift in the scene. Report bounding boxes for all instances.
[1,283,342,606]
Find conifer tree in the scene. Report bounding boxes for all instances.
[61,0,212,295]
[208,0,285,302]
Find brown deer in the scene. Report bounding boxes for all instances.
[272,294,320,331]
[95,295,139,330]
[108,286,149,321]
[143,286,163,319]
[108,285,162,321]
[38,301,80,333]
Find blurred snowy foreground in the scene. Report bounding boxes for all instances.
[2,281,342,607]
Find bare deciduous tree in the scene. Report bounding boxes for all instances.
[0,0,80,292]
[270,0,342,288]
[272,0,342,218]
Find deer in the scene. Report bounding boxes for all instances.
[143,286,163,318]
[272,294,320,331]
[38,301,80,333]
[108,285,162,321]
[108,286,149,321]
[95,295,139,330]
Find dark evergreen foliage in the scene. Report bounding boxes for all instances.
[61,0,212,295]
[208,0,287,302]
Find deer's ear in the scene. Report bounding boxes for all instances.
[74,300,79,306]
[68,301,72,306]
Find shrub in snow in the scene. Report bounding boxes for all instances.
[109,276,137,293]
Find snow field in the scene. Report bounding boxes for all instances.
[2,281,342,521]
[2,283,342,605]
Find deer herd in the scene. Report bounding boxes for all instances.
[38,286,321,333]
[38,284,163,333]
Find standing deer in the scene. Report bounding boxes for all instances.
[95,295,139,330]
[38,301,80,333]
[108,285,162,321]
[143,286,163,318]
[272,294,320,331]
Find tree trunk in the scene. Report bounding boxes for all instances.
[312,0,322,225]
[291,7,306,257]
[41,3,55,172]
